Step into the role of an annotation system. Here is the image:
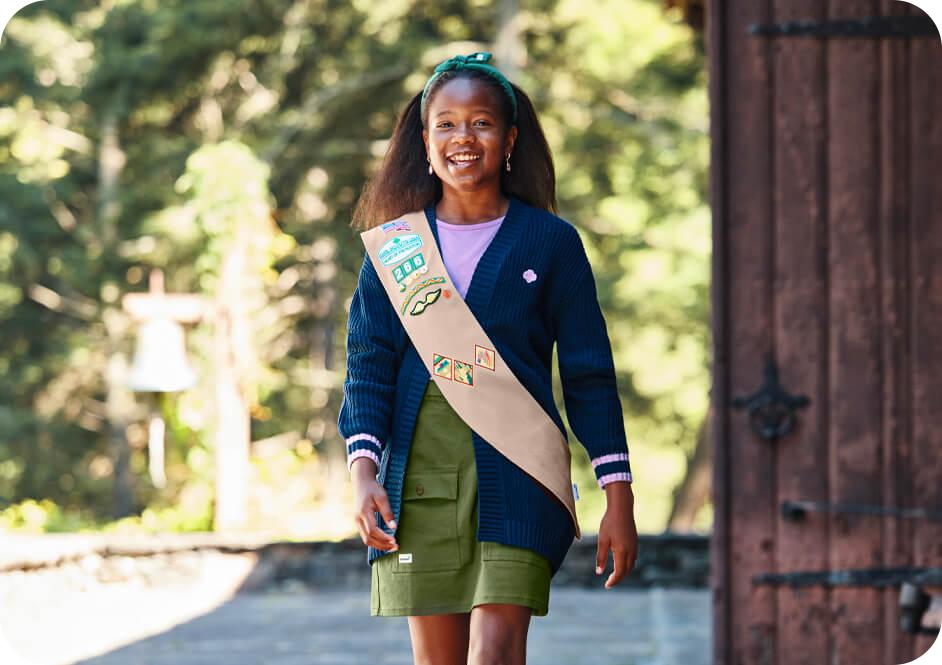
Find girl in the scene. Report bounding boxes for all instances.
[339,52,638,664]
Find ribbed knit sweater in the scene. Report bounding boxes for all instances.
[337,195,632,574]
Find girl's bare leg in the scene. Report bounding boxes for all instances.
[467,603,532,665]
[407,612,472,665]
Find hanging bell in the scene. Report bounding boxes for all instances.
[127,317,198,393]
[127,316,197,489]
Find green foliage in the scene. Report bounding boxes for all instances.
[532,1,710,531]
[1,0,708,536]
[0,498,97,533]
[0,496,213,534]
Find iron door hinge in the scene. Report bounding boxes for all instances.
[731,356,810,441]
[781,499,942,522]
[753,565,942,589]
[749,15,940,39]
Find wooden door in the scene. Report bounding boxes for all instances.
[707,0,941,662]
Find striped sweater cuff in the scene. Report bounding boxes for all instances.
[591,452,633,488]
[346,433,383,472]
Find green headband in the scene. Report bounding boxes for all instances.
[420,52,518,124]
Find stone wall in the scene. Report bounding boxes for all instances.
[1,532,710,592]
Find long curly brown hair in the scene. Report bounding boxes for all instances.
[351,68,558,231]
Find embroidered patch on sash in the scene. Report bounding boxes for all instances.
[474,344,496,371]
[381,219,411,233]
[409,288,441,316]
[379,233,423,266]
[454,360,473,386]
[400,276,447,315]
[398,269,430,292]
[433,354,453,380]
[392,252,428,289]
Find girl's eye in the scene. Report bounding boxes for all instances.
[437,120,490,128]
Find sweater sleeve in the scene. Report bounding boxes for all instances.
[337,249,400,473]
[552,228,633,488]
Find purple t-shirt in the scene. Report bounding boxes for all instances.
[436,214,505,298]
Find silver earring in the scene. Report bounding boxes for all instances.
[505,154,511,172]
[428,156,433,175]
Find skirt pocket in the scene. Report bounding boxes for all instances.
[394,466,460,574]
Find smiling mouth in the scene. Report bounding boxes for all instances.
[447,154,482,168]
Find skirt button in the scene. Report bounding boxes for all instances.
[416,484,425,496]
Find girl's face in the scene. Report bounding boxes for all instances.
[422,77,517,194]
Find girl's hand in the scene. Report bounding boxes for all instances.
[350,458,399,552]
[595,481,638,588]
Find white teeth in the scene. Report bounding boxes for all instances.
[450,154,480,162]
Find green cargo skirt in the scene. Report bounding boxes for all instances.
[371,378,552,617]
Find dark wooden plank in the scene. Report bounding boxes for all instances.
[724,0,776,662]
[771,0,830,661]
[827,0,885,661]
[878,2,915,663]
[908,14,942,661]
[707,0,733,659]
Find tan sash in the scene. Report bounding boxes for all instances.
[360,210,581,540]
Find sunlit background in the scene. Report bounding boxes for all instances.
[0,0,709,544]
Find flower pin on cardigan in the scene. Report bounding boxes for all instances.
[522,269,538,283]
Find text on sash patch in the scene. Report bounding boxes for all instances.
[378,233,423,266]
[393,252,429,291]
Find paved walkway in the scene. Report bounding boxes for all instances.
[0,552,710,665]
[82,588,710,665]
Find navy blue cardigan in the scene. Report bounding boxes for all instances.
[337,195,632,574]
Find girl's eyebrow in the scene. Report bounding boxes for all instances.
[434,108,497,117]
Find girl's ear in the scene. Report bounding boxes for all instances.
[422,129,429,154]
[505,125,518,154]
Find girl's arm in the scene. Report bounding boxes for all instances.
[551,227,633,489]
[337,249,400,474]
[553,226,637,588]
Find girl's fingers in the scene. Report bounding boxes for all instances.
[364,503,398,551]
[605,547,627,588]
[354,513,369,545]
[366,526,398,551]
[595,536,611,575]
[374,492,398,531]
